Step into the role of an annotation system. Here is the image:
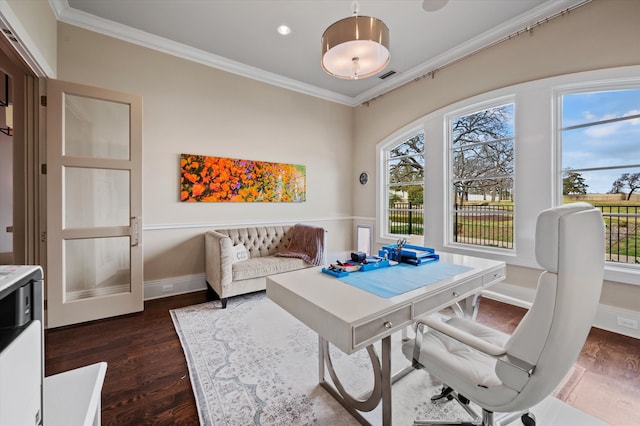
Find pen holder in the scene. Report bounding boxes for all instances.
[378,248,401,261]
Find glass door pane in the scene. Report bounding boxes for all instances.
[63,167,130,228]
[64,94,130,160]
[64,237,131,301]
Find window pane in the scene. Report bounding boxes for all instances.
[450,103,515,250]
[389,198,424,236]
[386,133,424,238]
[561,88,640,266]
[562,124,640,171]
[388,156,425,184]
[389,134,424,158]
[451,195,513,249]
[452,104,514,147]
[452,138,514,180]
[562,88,640,129]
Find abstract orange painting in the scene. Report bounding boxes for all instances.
[180,153,306,202]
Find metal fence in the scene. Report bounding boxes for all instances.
[599,205,640,264]
[452,204,514,249]
[388,202,424,235]
[390,203,639,264]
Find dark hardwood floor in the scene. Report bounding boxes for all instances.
[45,291,205,425]
[45,291,639,425]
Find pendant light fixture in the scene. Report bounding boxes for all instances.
[321,1,390,80]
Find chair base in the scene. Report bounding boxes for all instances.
[413,387,536,426]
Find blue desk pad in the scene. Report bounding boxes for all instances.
[336,261,472,298]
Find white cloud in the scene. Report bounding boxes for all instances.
[623,109,640,125]
[583,110,639,137]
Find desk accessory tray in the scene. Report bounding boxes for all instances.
[321,258,390,277]
[358,258,390,271]
[321,267,349,277]
[379,244,439,265]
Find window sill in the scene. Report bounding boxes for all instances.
[605,264,640,286]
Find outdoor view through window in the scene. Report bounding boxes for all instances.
[561,87,640,265]
[450,103,515,250]
[386,133,425,238]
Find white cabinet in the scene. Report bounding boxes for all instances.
[44,362,107,426]
[0,265,107,426]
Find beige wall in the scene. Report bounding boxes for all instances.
[4,0,57,76]
[353,0,640,312]
[56,23,354,281]
[9,0,640,313]
[353,0,640,218]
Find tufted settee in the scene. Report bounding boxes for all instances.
[205,225,324,308]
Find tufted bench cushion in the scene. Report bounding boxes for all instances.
[222,226,293,257]
[205,225,324,308]
[232,256,307,281]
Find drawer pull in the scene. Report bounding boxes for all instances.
[383,321,393,329]
[452,291,459,297]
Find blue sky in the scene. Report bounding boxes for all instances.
[561,88,640,194]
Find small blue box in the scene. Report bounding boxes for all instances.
[321,267,349,277]
[358,259,390,271]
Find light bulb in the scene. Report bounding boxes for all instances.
[352,57,360,80]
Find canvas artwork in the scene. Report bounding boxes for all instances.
[180,153,306,202]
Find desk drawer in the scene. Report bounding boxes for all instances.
[484,267,506,285]
[413,276,483,317]
[353,305,412,347]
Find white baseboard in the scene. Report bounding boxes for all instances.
[144,273,207,300]
[144,274,640,340]
[486,282,640,340]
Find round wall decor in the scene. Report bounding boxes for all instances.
[359,172,369,185]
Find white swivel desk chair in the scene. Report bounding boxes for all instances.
[404,202,605,426]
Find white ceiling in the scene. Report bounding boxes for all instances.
[52,0,588,106]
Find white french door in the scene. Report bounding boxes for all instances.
[46,80,143,328]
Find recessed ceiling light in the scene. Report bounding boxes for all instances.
[422,0,448,12]
[277,25,291,36]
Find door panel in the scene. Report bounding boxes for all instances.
[47,80,142,328]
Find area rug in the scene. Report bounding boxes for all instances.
[170,291,474,425]
[170,292,600,426]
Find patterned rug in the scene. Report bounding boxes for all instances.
[170,291,473,425]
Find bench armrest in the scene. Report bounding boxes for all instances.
[205,230,234,295]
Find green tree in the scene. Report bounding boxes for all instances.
[609,172,640,200]
[563,170,588,195]
[407,186,424,203]
[389,133,424,203]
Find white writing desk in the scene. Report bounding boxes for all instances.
[266,252,505,425]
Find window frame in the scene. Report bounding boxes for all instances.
[445,96,517,255]
[376,125,425,243]
[554,78,640,278]
[375,65,640,285]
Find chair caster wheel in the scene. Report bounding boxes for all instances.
[431,386,454,402]
[521,412,536,426]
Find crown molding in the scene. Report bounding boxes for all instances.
[0,0,55,77]
[50,0,590,107]
[353,0,592,105]
[50,0,355,105]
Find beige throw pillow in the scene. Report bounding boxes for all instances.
[231,243,249,263]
